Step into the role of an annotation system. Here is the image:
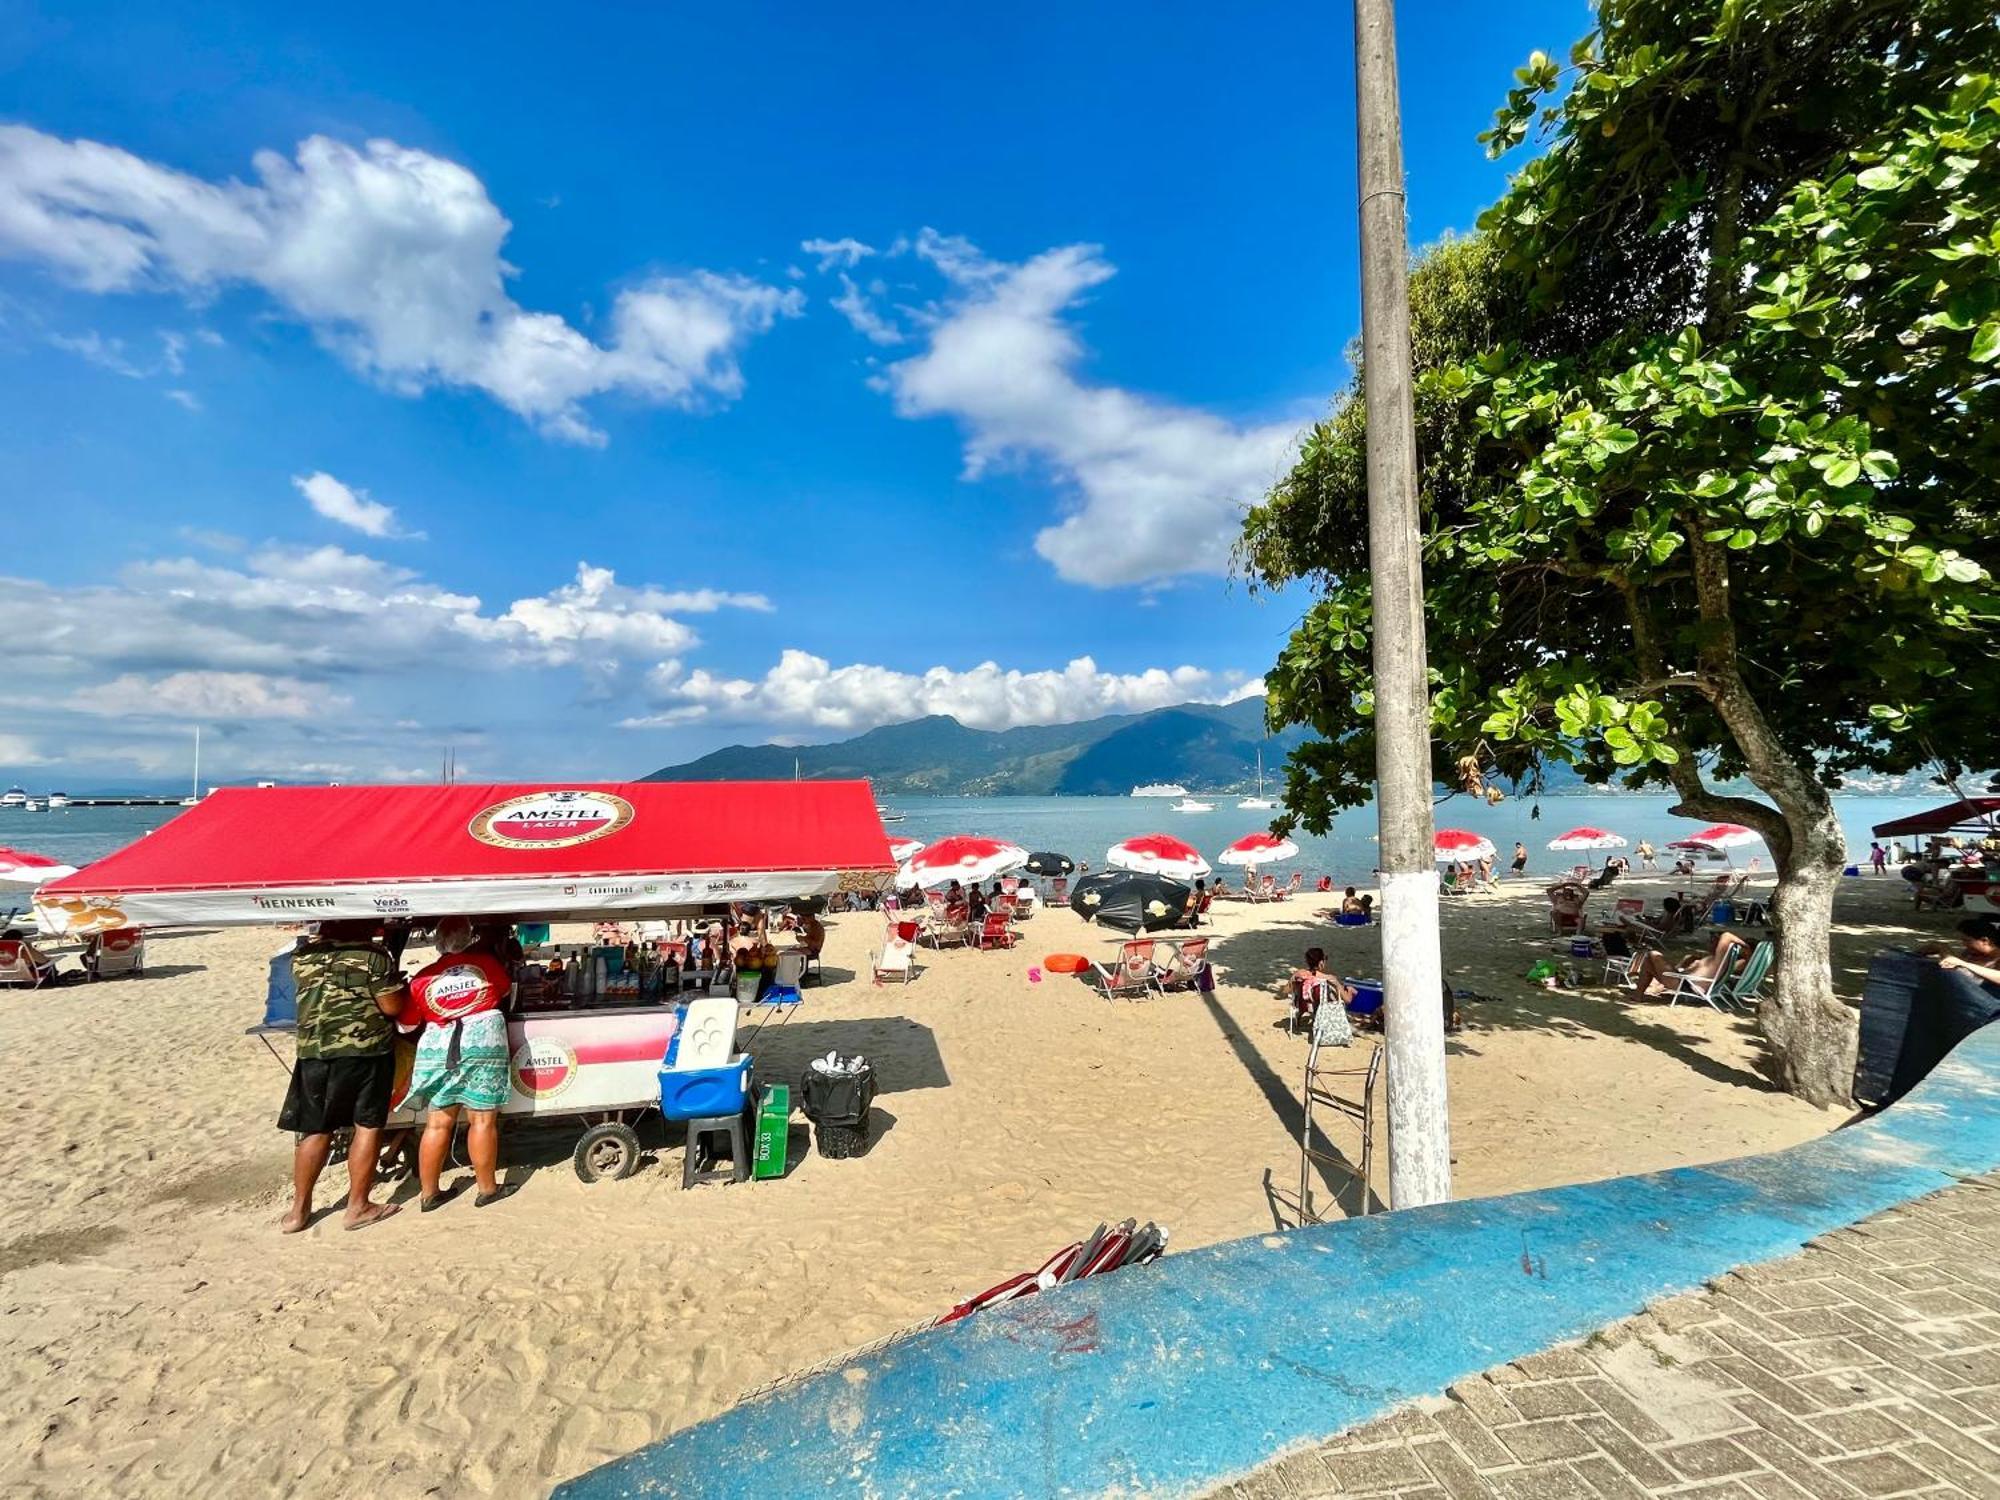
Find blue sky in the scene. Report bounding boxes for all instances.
[0,0,1588,788]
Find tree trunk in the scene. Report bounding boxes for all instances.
[1759,805,1856,1108]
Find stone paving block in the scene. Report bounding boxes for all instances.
[1486,1467,1594,1500]
[1495,1420,1595,1465]
[1512,1347,1595,1381]
[1430,1405,1514,1472]
[1898,1437,2000,1500]
[1566,1454,1647,1500]
[1816,1404,1917,1452]
[1663,1436,1763,1481]
[1727,1391,1841,1459]
[1502,1381,1596,1421]
[1567,1416,1676,1489]
[1445,1376,1520,1428]
[1409,1440,1489,1500]
[1573,1377,1674,1445]
[1824,1448,1943,1496]
[1317,1445,1430,1494]
[1704,1355,1823,1416]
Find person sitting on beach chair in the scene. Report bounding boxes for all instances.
[0,926,59,987]
[1615,895,1692,944]
[1622,930,1751,1002]
[1284,948,1353,1033]
[1546,881,1589,934]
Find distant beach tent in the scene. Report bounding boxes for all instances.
[1432,829,1495,863]
[1545,826,1628,853]
[887,836,925,864]
[0,847,80,892]
[899,835,1029,888]
[1219,831,1300,867]
[1106,833,1211,881]
[32,781,895,933]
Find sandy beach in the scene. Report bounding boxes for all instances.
[0,871,1946,1497]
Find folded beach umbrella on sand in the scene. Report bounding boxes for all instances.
[1024,851,1074,876]
[1546,826,1628,852]
[887,836,926,864]
[898,834,1030,888]
[1106,833,1210,881]
[1219,831,1299,867]
[0,847,79,891]
[1069,871,1191,933]
[1432,829,1495,863]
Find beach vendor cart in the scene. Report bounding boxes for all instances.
[34,781,896,1180]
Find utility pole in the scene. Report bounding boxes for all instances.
[1353,0,1450,1208]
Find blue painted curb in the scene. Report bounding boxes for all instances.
[556,1027,2000,1499]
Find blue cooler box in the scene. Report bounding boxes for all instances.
[659,1056,752,1122]
[1345,979,1384,1016]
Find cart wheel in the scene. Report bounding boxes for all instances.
[573,1121,643,1183]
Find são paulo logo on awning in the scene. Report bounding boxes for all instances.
[469,790,635,851]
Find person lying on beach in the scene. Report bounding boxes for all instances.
[1623,930,1749,999]
[279,920,408,1233]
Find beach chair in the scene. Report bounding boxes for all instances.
[1090,940,1155,1001]
[1285,872,1304,897]
[973,912,1017,950]
[1150,937,1209,995]
[1665,940,1761,1011]
[1440,868,1466,898]
[925,908,972,948]
[1571,863,1591,883]
[1049,877,1068,904]
[85,928,145,980]
[871,923,920,985]
[1289,974,1333,1036]
[1547,886,1589,935]
[0,937,52,988]
[1722,941,1774,1007]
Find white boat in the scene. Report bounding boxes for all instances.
[0,787,25,809]
[875,805,906,824]
[1131,782,1189,798]
[46,792,69,808]
[1170,797,1214,813]
[22,799,43,812]
[1237,750,1277,810]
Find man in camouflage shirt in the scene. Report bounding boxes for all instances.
[278,920,408,1232]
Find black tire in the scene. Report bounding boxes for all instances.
[573,1121,643,1183]
[814,1119,871,1160]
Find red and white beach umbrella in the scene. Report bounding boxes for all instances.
[1107,833,1212,880]
[1546,826,1629,852]
[1218,831,1300,867]
[1688,822,1759,848]
[0,847,79,892]
[888,836,926,864]
[898,834,1029,888]
[1433,829,1495,863]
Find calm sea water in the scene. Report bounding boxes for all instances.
[0,791,1944,900]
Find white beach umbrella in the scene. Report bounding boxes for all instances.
[0,847,79,892]
[1545,826,1628,852]
[1218,831,1300,867]
[898,835,1029,888]
[1106,833,1211,880]
[1432,829,1495,863]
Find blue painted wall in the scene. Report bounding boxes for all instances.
[557,1027,2000,1499]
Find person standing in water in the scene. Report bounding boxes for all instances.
[1510,841,1528,878]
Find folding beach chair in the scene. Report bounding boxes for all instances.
[1289,974,1333,1036]
[871,922,921,985]
[1049,877,1068,904]
[1090,940,1154,1001]
[1285,872,1304,897]
[1665,940,1765,1011]
[85,928,145,980]
[973,912,1017,950]
[0,937,52,988]
[1149,938,1208,995]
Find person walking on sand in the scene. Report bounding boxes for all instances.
[1511,841,1528,878]
[1871,841,1889,875]
[1637,839,1657,871]
[279,921,408,1233]
[401,917,517,1211]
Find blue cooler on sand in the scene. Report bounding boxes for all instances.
[659,1057,752,1122]
[1345,978,1384,1017]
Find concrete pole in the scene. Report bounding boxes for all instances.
[1353,0,1451,1208]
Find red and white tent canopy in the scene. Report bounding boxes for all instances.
[1546,826,1628,852]
[0,847,79,892]
[1218,831,1300,867]
[33,782,894,934]
[1107,833,1211,880]
[1433,829,1495,863]
[898,835,1029,888]
[1686,822,1760,848]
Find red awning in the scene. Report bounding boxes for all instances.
[35,781,893,932]
[1871,798,2000,840]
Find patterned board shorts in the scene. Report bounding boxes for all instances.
[405,1010,511,1113]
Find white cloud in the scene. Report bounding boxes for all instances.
[0,734,47,766]
[49,330,145,377]
[0,126,802,442]
[801,236,873,272]
[628,650,1256,733]
[830,275,904,346]
[164,388,200,411]
[830,228,1300,587]
[293,470,417,540]
[68,670,339,720]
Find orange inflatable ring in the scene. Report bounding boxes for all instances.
[1044,953,1090,974]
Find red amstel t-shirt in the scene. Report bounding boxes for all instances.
[403,950,511,1027]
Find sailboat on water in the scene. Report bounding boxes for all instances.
[1237,748,1277,811]
[179,727,203,806]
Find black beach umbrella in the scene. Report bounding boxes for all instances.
[1025,851,1075,877]
[1069,872,1191,933]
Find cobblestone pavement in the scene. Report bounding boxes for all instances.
[1212,1171,2000,1499]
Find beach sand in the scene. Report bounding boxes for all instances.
[0,870,1946,1497]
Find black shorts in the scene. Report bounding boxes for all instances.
[278,1054,394,1135]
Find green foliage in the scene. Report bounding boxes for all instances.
[1245,0,2000,838]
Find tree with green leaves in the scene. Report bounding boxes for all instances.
[1244,0,2000,1105]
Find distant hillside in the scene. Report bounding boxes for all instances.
[648,697,1315,796]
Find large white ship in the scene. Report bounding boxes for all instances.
[1129,782,1189,798]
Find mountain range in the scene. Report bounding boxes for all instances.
[646,696,1313,796]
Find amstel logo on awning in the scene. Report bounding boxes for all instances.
[469,790,635,851]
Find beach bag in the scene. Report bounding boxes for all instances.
[1312,997,1354,1047]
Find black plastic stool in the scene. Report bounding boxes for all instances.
[682,1110,751,1188]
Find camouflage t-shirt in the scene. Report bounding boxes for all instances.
[293,940,402,1060]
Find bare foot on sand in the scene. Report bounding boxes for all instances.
[342,1201,400,1232]
[279,1209,311,1235]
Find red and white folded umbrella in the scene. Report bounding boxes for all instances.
[1546,826,1629,852]
[0,847,80,891]
[887,836,926,864]
[1687,822,1759,848]
[898,834,1029,888]
[1107,833,1211,880]
[1433,829,1495,863]
[1218,831,1300,867]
